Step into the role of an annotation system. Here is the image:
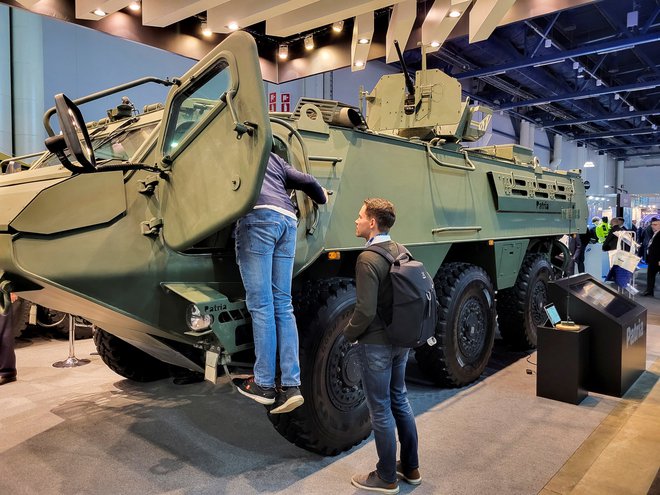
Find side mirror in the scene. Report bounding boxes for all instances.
[48,94,96,173]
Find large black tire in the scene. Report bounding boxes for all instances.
[93,328,170,382]
[11,298,32,338]
[268,278,371,456]
[497,253,553,349]
[415,263,496,387]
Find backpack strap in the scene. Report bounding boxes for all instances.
[366,242,411,265]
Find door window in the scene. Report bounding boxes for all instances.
[162,61,232,156]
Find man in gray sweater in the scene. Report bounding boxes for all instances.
[345,198,420,495]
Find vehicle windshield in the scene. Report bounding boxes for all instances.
[34,122,158,169]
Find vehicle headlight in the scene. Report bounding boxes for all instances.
[186,304,213,331]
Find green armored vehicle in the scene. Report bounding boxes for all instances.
[0,32,586,455]
[1,100,163,338]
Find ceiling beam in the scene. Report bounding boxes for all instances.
[469,0,516,43]
[542,110,660,128]
[142,0,227,28]
[598,142,660,151]
[499,81,660,111]
[623,151,660,158]
[265,0,405,37]
[75,0,131,20]
[573,128,659,141]
[456,32,660,80]
[385,0,415,63]
[421,0,471,52]
[207,0,318,34]
[352,12,374,71]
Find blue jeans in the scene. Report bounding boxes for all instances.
[236,208,300,389]
[358,343,419,484]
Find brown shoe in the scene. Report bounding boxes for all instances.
[351,471,399,494]
[0,374,17,386]
[396,461,422,485]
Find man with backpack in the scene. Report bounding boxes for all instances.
[344,198,428,495]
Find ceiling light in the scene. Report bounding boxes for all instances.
[430,40,440,48]
[354,60,365,67]
[278,44,288,60]
[544,39,552,48]
[128,1,140,12]
[641,116,646,121]
[447,10,462,18]
[653,124,658,130]
[629,105,635,111]
[227,21,239,31]
[304,35,314,50]
[584,161,595,168]
[93,8,107,16]
[201,21,212,37]
[572,61,579,70]
[332,20,344,33]
[614,93,620,100]
[358,38,370,45]
[596,79,602,86]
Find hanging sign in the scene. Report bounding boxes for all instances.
[281,93,290,112]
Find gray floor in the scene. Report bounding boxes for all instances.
[1,291,659,494]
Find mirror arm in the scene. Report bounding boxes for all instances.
[43,76,176,136]
[221,90,256,139]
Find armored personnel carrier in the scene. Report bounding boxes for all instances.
[0,32,586,455]
[1,100,163,338]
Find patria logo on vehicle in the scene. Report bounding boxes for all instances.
[536,200,550,210]
[626,319,645,348]
[204,304,227,312]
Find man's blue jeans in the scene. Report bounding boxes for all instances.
[236,208,300,389]
[358,343,419,484]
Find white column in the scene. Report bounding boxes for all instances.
[527,124,536,152]
[597,151,607,195]
[0,5,12,154]
[616,159,625,190]
[11,8,44,155]
[520,120,530,148]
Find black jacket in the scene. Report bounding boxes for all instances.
[344,240,402,344]
[648,231,660,263]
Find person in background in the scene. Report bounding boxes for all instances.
[232,151,327,414]
[596,216,610,243]
[640,220,654,263]
[642,218,660,297]
[0,290,17,386]
[602,217,626,252]
[345,198,420,495]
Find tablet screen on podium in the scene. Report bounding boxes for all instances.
[544,303,562,327]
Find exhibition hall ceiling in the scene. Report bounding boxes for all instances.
[2,0,659,162]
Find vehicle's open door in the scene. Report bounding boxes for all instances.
[156,32,271,251]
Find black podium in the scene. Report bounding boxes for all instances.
[548,274,647,397]
[537,325,590,404]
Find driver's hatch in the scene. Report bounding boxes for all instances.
[156,31,272,251]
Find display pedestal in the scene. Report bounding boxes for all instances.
[537,325,589,404]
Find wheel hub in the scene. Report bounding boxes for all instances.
[327,336,364,412]
[457,297,487,363]
[531,280,547,325]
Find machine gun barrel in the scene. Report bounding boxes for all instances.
[393,40,415,97]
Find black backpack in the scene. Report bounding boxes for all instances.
[367,243,438,348]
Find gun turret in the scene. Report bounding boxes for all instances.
[393,40,416,115]
[365,43,493,143]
